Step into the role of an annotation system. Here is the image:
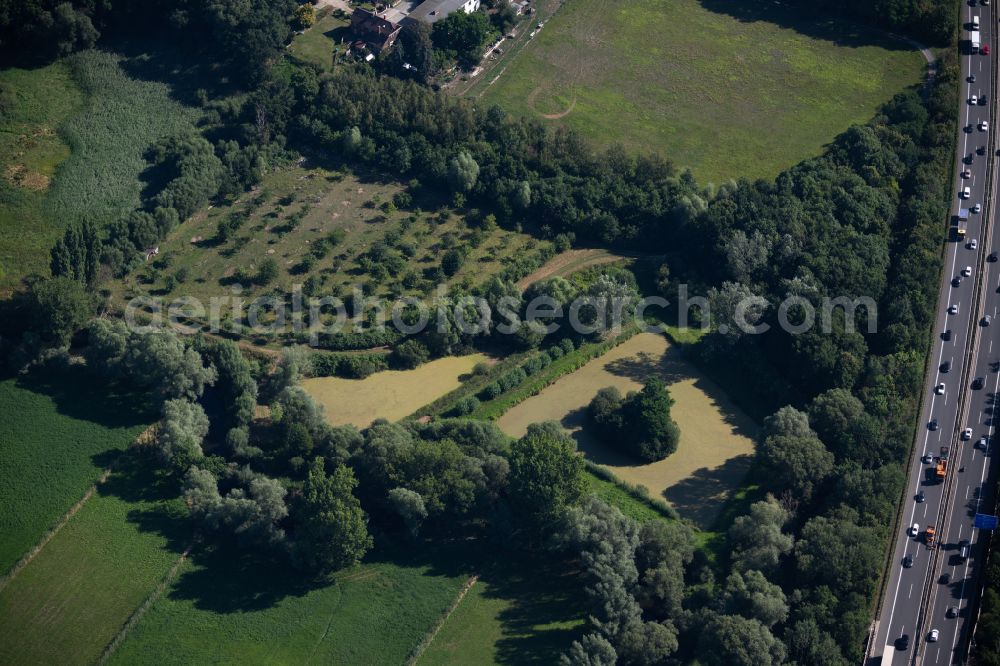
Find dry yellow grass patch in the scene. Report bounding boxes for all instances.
[498,332,756,528]
[303,353,488,428]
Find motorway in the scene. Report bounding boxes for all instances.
[869,3,1000,664]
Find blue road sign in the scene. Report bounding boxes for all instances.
[975,514,999,530]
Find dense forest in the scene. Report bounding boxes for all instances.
[0,0,967,663]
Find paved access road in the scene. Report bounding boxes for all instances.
[869,3,998,664]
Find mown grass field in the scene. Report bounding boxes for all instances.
[303,353,490,427]
[498,332,757,529]
[0,50,200,291]
[478,0,926,183]
[0,449,189,665]
[0,62,84,292]
[0,369,151,574]
[114,164,544,308]
[108,545,471,665]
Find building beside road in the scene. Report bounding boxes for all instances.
[404,0,481,25]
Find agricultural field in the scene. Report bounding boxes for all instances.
[288,8,351,71]
[0,449,190,666]
[0,369,151,574]
[477,0,926,183]
[113,164,544,308]
[303,353,490,427]
[107,546,471,665]
[0,50,200,292]
[498,332,757,528]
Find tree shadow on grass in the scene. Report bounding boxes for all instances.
[96,446,193,556]
[488,559,587,665]
[697,0,923,52]
[166,543,326,614]
[14,363,155,429]
[662,454,754,529]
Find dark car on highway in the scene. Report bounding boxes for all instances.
[929,418,939,431]
[944,330,953,341]
[897,634,910,650]
[974,377,986,389]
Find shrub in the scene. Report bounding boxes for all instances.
[449,395,480,416]
[391,339,430,369]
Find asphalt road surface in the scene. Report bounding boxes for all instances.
[868,4,999,664]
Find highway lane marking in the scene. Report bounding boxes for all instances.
[910,583,914,599]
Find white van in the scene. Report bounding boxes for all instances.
[973,15,981,30]
[911,522,921,536]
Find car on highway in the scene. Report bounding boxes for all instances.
[961,539,971,561]
[990,251,998,262]
[963,427,974,440]
[963,169,973,178]
[911,523,921,536]
[916,490,926,503]
[941,571,952,584]
[903,553,914,568]
[981,120,990,132]
[936,383,946,394]
[923,452,935,462]
[948,606,959,618]
[980,143,988,153]
[897,634,910,650]
[971,95,979,105]
[984,315,993,326]
[971,238,980,249]
[929,419,939,432]
[942,360,952,372]
[954,276,964,287]
[964,265,973,276]
[981,96,990,106]
[984,44,991,55]
[949,304,960,314]
[970,74,978,83]
[974,203,983,213]
[977,436,988,449]
[973,377,985,389]
[967,124,975,133]
[929,628,940,642]
[962,186,972,199]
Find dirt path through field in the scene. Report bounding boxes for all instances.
[498,333,756,528]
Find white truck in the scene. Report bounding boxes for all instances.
[972,29,982,53]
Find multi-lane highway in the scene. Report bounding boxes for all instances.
[869,3,999,664]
